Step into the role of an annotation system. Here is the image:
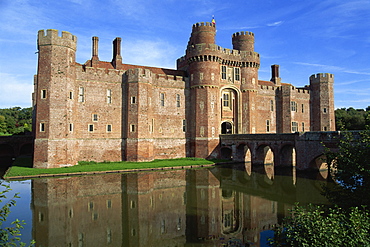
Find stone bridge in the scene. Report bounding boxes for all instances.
[219,131,348,171]
[0,135,34,166]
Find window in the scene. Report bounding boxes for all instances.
[292,122,298,132]
[200,72,203,80]
[182,119,186,132]
[150,119,154,132]
[176,94,181,107]
[291,101,297,112]
[270,100,274,111]
[78,87,85,102]
[93,213,98,220]
[41,89,47,99]
[69,123,73,132]
[160,93,165,107]
[92,114,98,122]
[323,107,327,113]
[107,200,112,209]
[40,123,45,132]
[234,67,240,81]
[69,91,73,100]
[131,96,136,104]
[266,120,270,132]
[302,122,305,132]
[301,104,304,113]
[130,124,135,132]
[221,65,227,80]
[107,124,112,132]
[88,124,94,132]
[323,126,328,131]
[107,89,112,104]
[223,92,231,109]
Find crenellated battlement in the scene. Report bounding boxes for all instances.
[38,29,77,50]
[187,43,259,57]
[192,22,215,29]
[232,31,254,37]
[309,73,334,84]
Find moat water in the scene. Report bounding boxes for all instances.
[1,163,331,246]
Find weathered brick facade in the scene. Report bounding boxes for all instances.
[33,22,335,168]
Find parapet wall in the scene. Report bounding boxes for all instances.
[38,29,77,50]
[310,73,334,83]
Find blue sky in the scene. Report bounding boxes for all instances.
[0,0,369,109]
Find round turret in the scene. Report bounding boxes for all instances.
[188,22,216,45]
[232,31,254,51]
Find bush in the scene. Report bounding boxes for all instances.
[269,204,370,247]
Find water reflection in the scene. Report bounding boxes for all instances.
[28,164,330,246]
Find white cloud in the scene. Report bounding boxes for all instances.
[267,21,283,27]
[122,39,180,69]
[293,62,370,76]
[0,73,33,108]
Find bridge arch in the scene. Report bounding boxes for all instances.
[0,144,15,165]
[220,146,232,160]
[20,143,33,156]
[279,144,296,167]
[309,154,330,179]
[255,144,275,180]
[235,143,252,175]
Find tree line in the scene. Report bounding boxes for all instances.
[0,107,32,135]
[335,106,370,130]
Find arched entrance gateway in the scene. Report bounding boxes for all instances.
[221,122,233,134]
[220,87,240,135]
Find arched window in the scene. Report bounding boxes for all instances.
[221,122,232,134]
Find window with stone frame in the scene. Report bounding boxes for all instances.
[221,65,227,80]
[290,101,297,112]
[292,122,298,132]
[107,89,112,104]
[234,67,240,81]
[78,87,85,102]
[176,94,181,107]
[160,93,165,106]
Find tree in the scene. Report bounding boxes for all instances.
[269,204,370,247]
[269,129,370,246]
[0,182,34,246]
[335,106,370,130]
[0,107,32,136]
[324,129,370,208]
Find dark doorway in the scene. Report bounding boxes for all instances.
[221,122,232,134]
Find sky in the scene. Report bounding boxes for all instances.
[0,0,369,109]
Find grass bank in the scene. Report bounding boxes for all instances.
[4,158,217,179]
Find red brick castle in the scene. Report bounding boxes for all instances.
[33,21,335,168]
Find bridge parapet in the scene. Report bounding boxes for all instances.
[219,131,358,171]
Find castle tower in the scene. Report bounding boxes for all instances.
[185,22,220,158]
[123,68,154,162]
[34,29,77,168]
[309,73,335,131]
[232,32,260,133]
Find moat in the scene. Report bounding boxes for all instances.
[1,163,331,246]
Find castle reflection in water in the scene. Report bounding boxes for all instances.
[31,165,329,246]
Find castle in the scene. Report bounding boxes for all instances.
[33,21,335,168]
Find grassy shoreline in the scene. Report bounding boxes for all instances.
[4,158,218,180]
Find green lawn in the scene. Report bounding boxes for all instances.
[4,158,217,179]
